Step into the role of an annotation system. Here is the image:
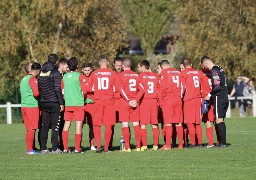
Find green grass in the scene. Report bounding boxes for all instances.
[0,118,256,179]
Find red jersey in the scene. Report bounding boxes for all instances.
[138,71,159,100]
[199,70,212,98]
[160,68,181,100]
[89,68,119,105]
[118,70,140,102]
[81,74,94,100]
[180,67,202,101]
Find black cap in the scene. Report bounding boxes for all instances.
[31,62,41,70]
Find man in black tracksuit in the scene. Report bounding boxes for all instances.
[38,54,64,153]
[201,56,229,147]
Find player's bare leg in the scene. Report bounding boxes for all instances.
[159,124,172,150]
[176,123,183,149]
[215,118,226,147]
[140,125,148,151]
[132,122,141,151]
[204,121,214,148]
[74,121,83,152]
[152,124,159,150]
[121,122,131,152]
[62,121,71,152]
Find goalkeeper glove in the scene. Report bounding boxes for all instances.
[86,98,94,104]
[201,100,210,114]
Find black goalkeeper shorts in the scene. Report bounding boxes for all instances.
[213,95,229,119]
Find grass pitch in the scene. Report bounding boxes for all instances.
[0,118,256,179]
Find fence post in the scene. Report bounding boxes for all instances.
[6,102,12,124]
[226,99,231,118]
[253,94,256,117]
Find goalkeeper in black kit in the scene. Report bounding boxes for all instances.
[201,56,229,147]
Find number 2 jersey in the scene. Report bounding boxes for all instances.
[180,67,202,101]
[89,68,119,105]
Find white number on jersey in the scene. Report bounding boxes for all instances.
[193,76,200,88]
[97,77,109,90]
[148,81,154,94]
[172,76,179,87]
[129,79,136,92]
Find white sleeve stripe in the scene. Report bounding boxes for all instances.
[121,88,129,101]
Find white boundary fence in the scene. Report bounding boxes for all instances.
[0,95,255,124]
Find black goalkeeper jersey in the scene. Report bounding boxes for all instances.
[210,65,228,97]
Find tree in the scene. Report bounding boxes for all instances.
[177,0,256,79]
[121,0,177,56]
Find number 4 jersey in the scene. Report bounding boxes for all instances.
[180,67,202,101]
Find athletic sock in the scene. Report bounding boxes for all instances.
[141,129,147,147]
[183,127,188,146]
[165,126,172,147]
[176,126,183,146]
[104,125,112,151]
[62,131,69,151]
[172,125,177,145]
[187,124,196,145]
[133,125,141,148]
[215,124,221,144]
[195,124,203,145]
[161,126,166,143]
[75,134,82,152]
[206,127,214,145]
[93,126,101,149]
[122,127,130,149]
[217,122,226,145]
[26,130,35,151]
[152,127,159,146]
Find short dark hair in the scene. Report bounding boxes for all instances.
[67,57,78,71]
[48,54,58,64]
[82,62,93,69]
[182,58,192,67]
[114,57,123,64]
[160,60,169,66]
[100,55,108,61]
[201,55,210,64]
[24,63,31,74]
[31,62,41,70]
[139,60,150,70]
[58,57,68,64]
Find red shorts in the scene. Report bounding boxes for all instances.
[84,104,93,126]
[64,107,85,121]
[183,98,201,124]
[202,103,215,122]
[140,99,158,125]
[161,97,182,124]
[93,102,116,126]
[119,99,139,122]
[21,107,40,130]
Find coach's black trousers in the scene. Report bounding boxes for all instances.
[40,102,61,151]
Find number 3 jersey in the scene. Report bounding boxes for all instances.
[89,68,119,105]
[180,67,202,101]
[118,70,140,102]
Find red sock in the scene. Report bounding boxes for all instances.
[89,126,94,146]
[183,127,188,146]
[176,126,183,146]
[93,126,101,149]
[152,127,159,146]
[133,125,141,148]
[122,127,130,149]
[172,125,177,145]
[104,126,112,151]
[161,126,166,143]
[62,131,69,151]
[141,129,147,146]
[206,127,214,145]
[25,130,35,151]
[165,126,172,147]
[187,124,196,145]
[195,124,202,145]
[75,134,82,151]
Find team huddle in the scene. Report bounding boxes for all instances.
[20,54,229,154]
